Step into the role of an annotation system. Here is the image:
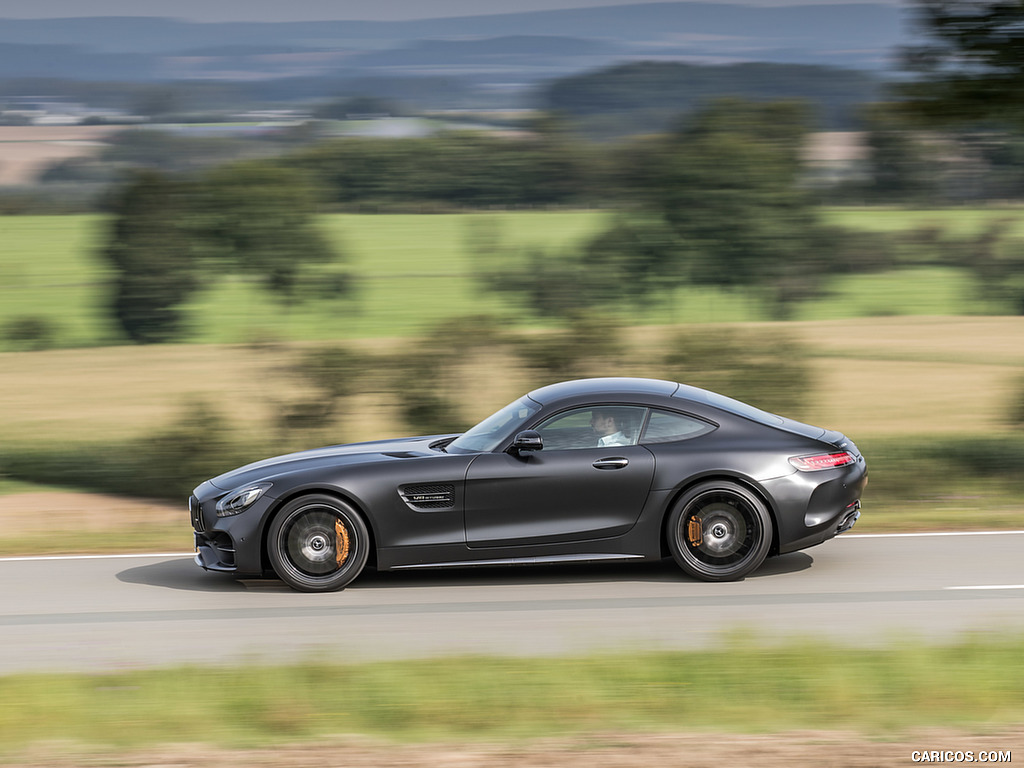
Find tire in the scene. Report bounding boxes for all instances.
[666,480,772,582]
[267,494,370,592]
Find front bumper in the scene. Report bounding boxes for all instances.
[190,487,274,577]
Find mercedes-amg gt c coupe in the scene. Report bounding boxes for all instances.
[190,377,866,592]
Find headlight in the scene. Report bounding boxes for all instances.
[216,482,273,517]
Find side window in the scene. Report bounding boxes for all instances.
[640,409,716,444]
[536,406,647,450]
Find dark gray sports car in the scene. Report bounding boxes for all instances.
[190,377,866,592]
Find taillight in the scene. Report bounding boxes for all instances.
[789,451,856,471]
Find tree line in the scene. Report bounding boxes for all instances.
[67,0,1024,344]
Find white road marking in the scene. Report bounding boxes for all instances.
[944,584,1024,591]
[844,530,1024,538]
[0,552,194,563]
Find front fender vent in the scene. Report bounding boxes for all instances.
[399,483,455,511]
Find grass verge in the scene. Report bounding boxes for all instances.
[0,527,193,557]
[2,635,1023,754]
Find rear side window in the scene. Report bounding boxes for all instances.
[640,409,716,444]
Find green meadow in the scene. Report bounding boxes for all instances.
[2,207,1024,552]
[3,207,1023,349]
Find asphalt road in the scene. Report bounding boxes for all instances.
[2,531,1023,673]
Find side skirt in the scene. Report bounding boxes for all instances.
[391,552,646,570]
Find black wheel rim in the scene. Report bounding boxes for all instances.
[282,505,354,578]
[680,491,759,568]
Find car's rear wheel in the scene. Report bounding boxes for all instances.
[267,494,369,592]
[666,481,772,582]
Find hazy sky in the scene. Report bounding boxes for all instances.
[0,0,897,23]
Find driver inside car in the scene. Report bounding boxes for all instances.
[591,409,630,447]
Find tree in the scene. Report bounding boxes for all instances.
[860,103,941,202]
[471,99,837,320]
[313,95,405,120]
[468,214,677,320]
[901,1,1024,125]
[131,86,184,121]
[968,221,1024,314]
[579,214,682,306]
[100,163,346,343]
[652,99,834,314]
[101,170,199,343]
[198,162,338,302]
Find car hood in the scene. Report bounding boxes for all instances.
[207,434,456,492]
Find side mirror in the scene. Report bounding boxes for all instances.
[511,430,543,454]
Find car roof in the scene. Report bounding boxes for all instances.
[526,377,793,430]
[527,377,681,405]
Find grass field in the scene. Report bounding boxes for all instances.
[824,205,1024,235]
[0,212,611,347]
[0,126,119,186]
[2,209,1023,763]
[3,209,1024,552]
[2,636,1023,755]
[3,207,1024,349]
[3,316,1022,446]
[1,314,1023,553]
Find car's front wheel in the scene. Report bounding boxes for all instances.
[666,481,772,582]
[267,494,370,592]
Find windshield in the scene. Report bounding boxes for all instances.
[447,396,541,454]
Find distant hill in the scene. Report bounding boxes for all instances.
[540,61,883,136]
[0,42,157,80]
[0,2,910,83]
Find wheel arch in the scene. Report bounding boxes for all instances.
[658,473,781,559]
[260,486,379,574]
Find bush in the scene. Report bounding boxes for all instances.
[857,434,1024,508]
[386,316,507,435]
[273,344,369,441]
[510,311,626,384]
[1011,373,1024,429]
[0,399,264,501]
[3,316,58,351]
[659,327,814,419]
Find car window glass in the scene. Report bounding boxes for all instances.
[640,409,716,444]
[447,396,541,454]
[536,406,647,450]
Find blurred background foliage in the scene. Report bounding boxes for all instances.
[3,0,1024,538]
[5,5,1024,761]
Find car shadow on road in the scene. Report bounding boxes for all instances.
[116,551,813,593]
[117,557,249,591]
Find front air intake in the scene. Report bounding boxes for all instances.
[189,495,206,532]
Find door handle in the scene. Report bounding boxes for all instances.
[593,457,629,470]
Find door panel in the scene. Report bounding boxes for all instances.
[464,446,655,548]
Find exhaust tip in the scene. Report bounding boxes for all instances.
[837,503,861,534]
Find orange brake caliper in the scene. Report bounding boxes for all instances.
[335,519,351,567]
[687,516,703,547]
